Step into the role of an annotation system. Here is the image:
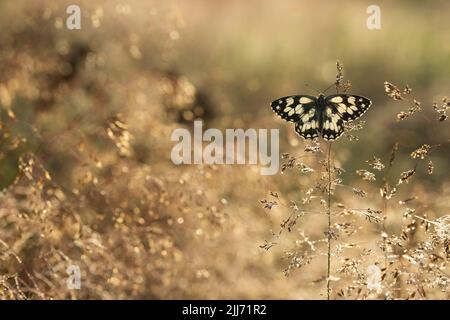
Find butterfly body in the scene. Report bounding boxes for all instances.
[271,93,371,141]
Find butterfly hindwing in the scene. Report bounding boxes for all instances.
[270,95,317,123]
[295,115,320,140]
[320,109,345,141]
[325,94,372,121]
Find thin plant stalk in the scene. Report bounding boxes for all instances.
[326,141,333,300]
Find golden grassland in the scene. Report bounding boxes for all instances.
[0,0,449,299]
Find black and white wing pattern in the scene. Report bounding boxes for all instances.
[271,93,372,141]
[270,95,317,122]
[325,94,372,122]
[320,107,345,141]
[270,95,320,139]
[320,94,371,140]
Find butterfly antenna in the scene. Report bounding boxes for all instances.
[323,83,336,94]
[304,83,321,95]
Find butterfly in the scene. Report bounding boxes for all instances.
[270,93,372,141]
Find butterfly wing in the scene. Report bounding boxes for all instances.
[325,94,372,121]
[319,110,345,141]
[271,94,371,141]
[294,109,320,139]
[271,95,320,139]
[270,95,317,122]
[318,94,372,141]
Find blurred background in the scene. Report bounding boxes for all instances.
[0,0,449,299]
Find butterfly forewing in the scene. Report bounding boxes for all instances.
[325,94,372,121]
[270,95,317,123]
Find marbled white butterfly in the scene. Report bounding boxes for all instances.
[271,93,372,141]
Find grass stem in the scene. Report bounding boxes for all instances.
[326,141,333,300]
